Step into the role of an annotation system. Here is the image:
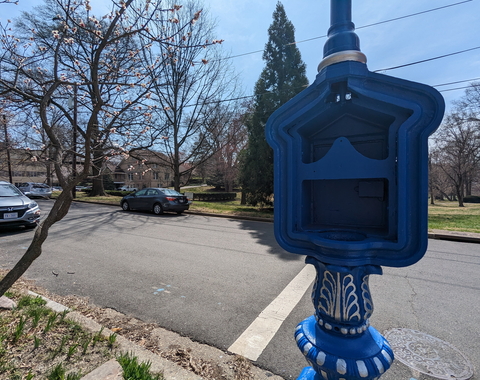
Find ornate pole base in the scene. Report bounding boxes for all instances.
[295,258,394,380]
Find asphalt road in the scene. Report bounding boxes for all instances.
[1,200,479,379]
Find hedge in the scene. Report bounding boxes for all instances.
[190,192,236,202]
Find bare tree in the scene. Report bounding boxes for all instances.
[195,102,249,191]
[0,0,211,296]
[429,148,456,203]
[454,82,480,196]
[139,0,240,191]
[432,112,480,206]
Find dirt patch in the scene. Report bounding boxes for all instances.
[0,275,115,379]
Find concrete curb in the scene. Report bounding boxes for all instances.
[80,359,122,380]
[428,229,480,244]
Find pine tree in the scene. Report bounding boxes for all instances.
[239,2,308,206]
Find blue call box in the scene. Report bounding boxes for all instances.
[266,60,444,267]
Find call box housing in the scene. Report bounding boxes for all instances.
[266,61,444,267]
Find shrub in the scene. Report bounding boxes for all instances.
[106,190,132,197]
[464,195,480,203]
[186,178,204,185]
[117,352,162,380]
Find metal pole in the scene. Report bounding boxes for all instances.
[3,114,13,184]
[319,0,365,72]
[330,0,352,28]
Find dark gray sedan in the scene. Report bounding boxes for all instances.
[120,188,190,215]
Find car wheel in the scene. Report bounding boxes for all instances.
[153,203,163,215]
[122,201,130,211]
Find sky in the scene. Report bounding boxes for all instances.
[2,0,480,111]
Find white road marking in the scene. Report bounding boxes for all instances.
[228,264,316,361]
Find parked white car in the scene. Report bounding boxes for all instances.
[119,186,138,192]
[17,182,52,199]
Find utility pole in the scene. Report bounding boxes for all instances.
[2,114,13,184]
[68,84,78,199]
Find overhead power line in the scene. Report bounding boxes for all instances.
[185,77,480,108]
[438,85,473,93]
[433,78,480,87]
[221,0,473,61]
[373,46,480,72]
[204,1,478,104]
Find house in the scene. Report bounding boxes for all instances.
[1,144,186,190]
[114,150,176,190]
[0,144,53,186]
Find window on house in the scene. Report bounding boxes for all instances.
[153,172,159,180]
[128,173,133,181]
[164,173,170,180]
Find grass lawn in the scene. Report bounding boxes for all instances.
[428,200,480,233]
[61,192,480,233]
[189,200,273,219]
[73,192,121,204]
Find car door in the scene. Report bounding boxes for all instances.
[129,189,147,209]
[145,189,160,210]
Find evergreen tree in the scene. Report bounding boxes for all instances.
[239,2,308,206]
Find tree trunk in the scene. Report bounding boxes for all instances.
[428,157,434,205]
[46,160,53,187]
[465,178,472,196]
[90,151,106,196]
[0,188,74,297]
[173,162,181,192]
[455,182,465,207]
[89,118,106,196]
[90,173,105,196]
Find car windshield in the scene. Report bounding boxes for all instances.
[162,189,183,196]
[0,184,23,197]
[33,184,49,189]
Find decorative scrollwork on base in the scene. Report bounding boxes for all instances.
[298,259,390,380]
[296,316,394,380]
